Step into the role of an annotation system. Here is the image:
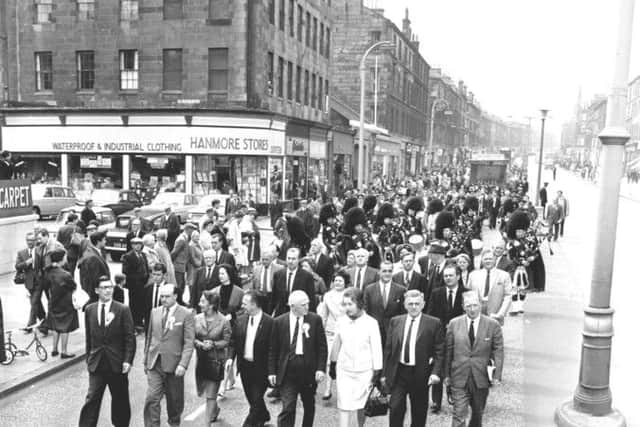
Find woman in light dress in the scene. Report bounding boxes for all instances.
[330,287,383,427]
[317,270,349,399]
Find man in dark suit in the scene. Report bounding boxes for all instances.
[160,206,181,251]
[346,248,379,291]
[268,290,327,427]
[15,233,44,331]
[271,247,316,316]
[426,264,465,413]
[122,237,149,333]
[233,290,274,427]
[296,199,320,240]
[144,263,167,333]
[132,207,154,234]
[487,192,501,230]
[382,289,445,427]
[425,244,447,301]
[81,200,97,226]
[393,252,429,302]
[78,231,111,305]
[308,238,334,288]
[125,218,146,253]
[445,291,504,427]
[539,182,548,219]
[251,247,284,315]
[270,194,283,229]
[79,276,136,427]
[57,212,81,276]
[494,240,515,279]
[212,232,236,267]
[190,250,218,310]
[364,260,406,346]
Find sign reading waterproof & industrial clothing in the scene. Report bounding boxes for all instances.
[1,126,285,156]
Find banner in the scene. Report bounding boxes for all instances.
[0,179,33,218]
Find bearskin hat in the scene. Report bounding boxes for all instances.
[376,203,396,227]
[405,196,424,213]
[363,195,378,212]
[342,197,358,215]
[434,210,456,240]
[427,199,444,215]
[502,198,516,216]
[286,215,310,246]
[506,209,531,239]
[343,207,367,235]
[463,196,479,214]
[319,203,337,226]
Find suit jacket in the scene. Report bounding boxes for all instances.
[81,207,97,225]
[78,246,111,300]
[383,314,445,390]
[212,285,245,324]
[232,312,274,379]
[15,247,37,291]
[57,224,76,249]
[426,286,465,326]
[313,253,334,288]
[271,268,316,316]
[34,239,65,283]
[251,262,284,292]
[126,229,146,252]
[363,281,406,342]
[347,266,379,291]
[417,256,431,277]
[144,281,165,331]
[84,301,136,373]
[215,249,236,268]
[468,268,512,324]
[268,312,327,386]
[190,266,218,309]
[121,250,149,290]
[160,213,181,236]
[393,270,428,293]
[539,187,548,204]
[144,304,195,372]
[495,254,516,279]
[445,314,504,388]
[171,233,190,273]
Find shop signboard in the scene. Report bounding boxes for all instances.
[0,179,33,218]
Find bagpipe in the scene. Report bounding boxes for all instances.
[378,220,408,263]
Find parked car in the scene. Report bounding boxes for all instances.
[186,193,229,226]
[31,184,79,220]
[43,206,117,240]
[89,189,144,216]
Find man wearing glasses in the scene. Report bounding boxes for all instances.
[79,276,136,427]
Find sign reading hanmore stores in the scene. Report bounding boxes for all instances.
[0,179,33,218]
[1,126,285,156]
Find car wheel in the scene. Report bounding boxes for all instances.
[110,252,122,262]
[32,206,42,220]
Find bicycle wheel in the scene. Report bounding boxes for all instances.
[35,344,48,362]
[1,348,15,365]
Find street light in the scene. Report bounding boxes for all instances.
[428,97,451,170]
[534,109,549,206]
[358,41,394,190]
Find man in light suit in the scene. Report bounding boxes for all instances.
[143,284,195,427]
[308,238,334,288]
[271,248,316,316]
[364,260,406,346]
[444,291,504,427]
[346,248,379,291]
[170,222,196,305]
[493,241,515,279]
[467,250,512,325]
[15,233,45,331]
[382,289,445,427]
[251,246,283,314]
[79,276,136,427]
[190,249,218,311]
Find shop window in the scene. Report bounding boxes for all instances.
[77,0,95,21]
[164,0,183,19]
[131,155,186,198]
[286,61,293,101]
[270,157,283,201]
[208,48,228,94]
[277,57,284,98]
[35,0,54,24]
[69,155,123,195]
[120,0,138,21]
[35,51,53,91]
[119,50,138,90]
[76,51,95,90]
[235,157,268,204]
[163,49,182,91]
[285,157,307,200]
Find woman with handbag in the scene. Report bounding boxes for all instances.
[194,290,231,425]
[329,287,383,427]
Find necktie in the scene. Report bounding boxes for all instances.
[403,318,415,364]
[262,267,269,292]
[100,303,105,328]
[356,269,363,290]
[290,317,300,351]
[404,273,409,287]
[448,290,454,311]
[250,316,254,326]
[469,320,475,346]
[382,283,388,308]
[287,271,293,293]
[207,267,212,280]
[484,269,491,297]
[162,308,169,330]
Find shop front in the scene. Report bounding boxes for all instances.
[371,135,401,181]
[285,123,309,206]
[308,128,328,200]
[332,129,354,196]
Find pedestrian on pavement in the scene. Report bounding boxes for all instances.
[200,218,215,251]
[143,283,195,427]
[190,250,218,312]
[232,289,274,427]
[270,193,284,230]
[444,291,504,427]
[42,248,78,358]
[15,232,45,332]
[268,290,327,427]
[381,289,445,427]
[142,234,160,276]
[363,260,406,347]
[546,198,564,241]
[160,206,181,251]
[556,190,570,237]
[170,222,196,305]
[113,274,126,304]
[78,276,135,427]
[144,263,167,333]
[194,290,231,424]
[467,250,512,325]
[57,212,82,276]
[154,229,177,286]
[81,200,97,226]
[299,258,327,307]
[122,237,149,334]
[187,230,204,291]
[553,165,557,181]
[329,287,383,427]
[250,246,283,315]
[308,238,335,289]
[211,232,237,267]
[126,219,145,253]
[0,150,14,179]
[34,228,66,289]
[78,231,111,305]
[271,247,316,317]
[0,295,5,364]
[539,182,549,218]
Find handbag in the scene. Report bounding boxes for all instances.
[13,270,25,285]
[72,287,90,310]
[196,349,225,382]
[364,385,389,418]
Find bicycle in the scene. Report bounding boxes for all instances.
[1,321,48,365]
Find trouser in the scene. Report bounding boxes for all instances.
[389,364,429,427]
[175,272,186,306]
[128,286,145,328]
[27,286,46,327]
[559,219,565,236]
[541,202,547,219]
[431,382,446,408]
[488,213,497,229]
[144,361,185,427]
[553,223,560,240]
[78,370,131,427]
[450,376,489,427]
[202,379,221,424]
[240,362,270,426]
[278,356,316,427]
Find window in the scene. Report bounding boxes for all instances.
[162,49,183,91]
[268,0,275,24]
[305,12,311,47]
[208,48,228,92]
[326,27,330,58]
[311,73,316,108]
[288,0,294,37]
[278,0,285,31]
[164,0,183,19]
[312,17,317,51]
[317,75,322,109]
[209,0,231,20]
[76,51,95,90]
[295,65,301,103]
[297,5,303,42]
[319,23,324,56]
[286,61,293,100]
[304,70,309,105]
[119,50,138,90]
[370,30,381,43]
[324,79,329,111]
[77,0,95,21]
[267,52,274,95]
[35,0,54,24]
[277,57,284,97]
[120,0,139,21]
[35,51,53,91]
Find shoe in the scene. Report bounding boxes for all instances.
[60,353,75,359]
[51,351,59,357]
[39,328,49,337]
[430,403,441,413]
[322,393,332,401]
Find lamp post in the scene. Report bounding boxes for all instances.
[555,0,633,425]
[358,41,393,190]
[428,98,450,170]
[535,109,549,206]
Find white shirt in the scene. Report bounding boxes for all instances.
[379,281,391,305]
[244,311,263,361]
[259,264,272,292]
[97,300,113,325]
[151,281,165,309]
[403,270,413,285]
[480,268,497,300]
[289,313,304,355]
[400,314,421,366]
[163,303,178,329]
[465,315,479,341]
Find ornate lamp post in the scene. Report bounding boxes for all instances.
[535,109,549,206]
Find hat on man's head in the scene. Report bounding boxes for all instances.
[428,242,449,255]
[184,222,197,230]
[130,237,143,244]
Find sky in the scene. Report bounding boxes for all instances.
[367,0,640,134]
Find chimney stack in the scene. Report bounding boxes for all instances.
[402,8,412,40]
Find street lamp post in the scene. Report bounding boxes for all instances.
[358,41,392,190]
[555,0,633,425]
[535,109,549,206]
[428,98,450,170]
